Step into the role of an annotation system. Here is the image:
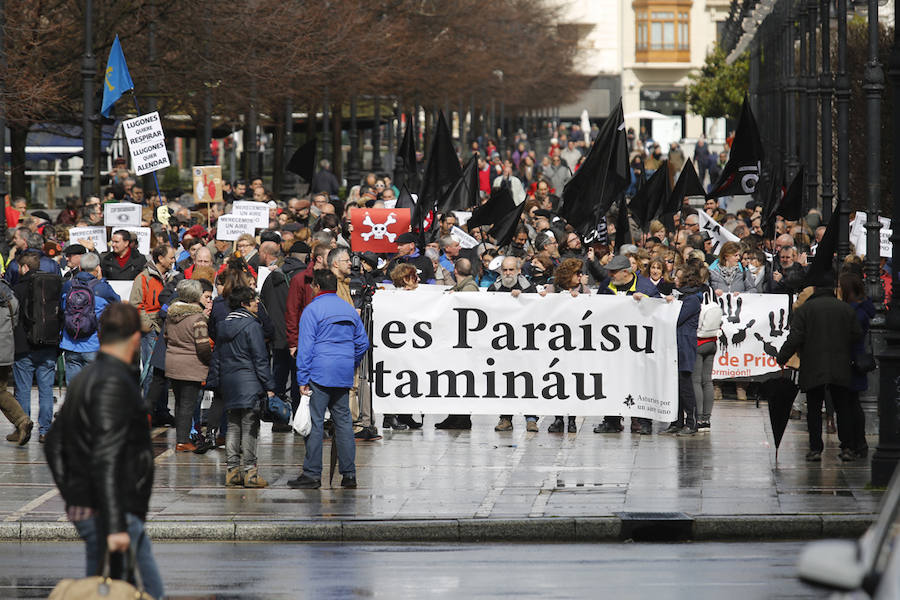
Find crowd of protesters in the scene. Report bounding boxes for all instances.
[0,123,878,499]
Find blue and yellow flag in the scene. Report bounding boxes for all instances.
[101,35,134,118]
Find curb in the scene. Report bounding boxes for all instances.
[0,514,876,543]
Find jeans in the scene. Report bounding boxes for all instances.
[226,408,260,470]
[64,351,97,386]
[303,382,356,480]
[692,342,716,422]
[145,368,171,418]
[0,365,28,429]
[272,348,300,410]
[72,513,164,600]
[140,331,158,398]
[806,384,851,452]
[671,371,696,429]
[170,379,201,444]
[13,348,57,435]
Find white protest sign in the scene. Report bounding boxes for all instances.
[372,291,680,419]
[104,202,143,228]
[452,211,473,227]
[383,199,397,209]
[232,201,269,230]
[122,112,170,176]
[216,215,257,241]
[119,226,151,255]
[256,266,271,293]
[697,209,739,255]
[108,280,134,302]
[451,226,479,249]
[68,227,107,253]
[850,212,892,257]
[712,293,793,380]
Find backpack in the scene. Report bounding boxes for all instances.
[23,272,63,346]
[63,278,100,340]
[697,290,724,338]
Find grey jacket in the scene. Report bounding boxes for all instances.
[0,280,19,366]
[708,263,758,293]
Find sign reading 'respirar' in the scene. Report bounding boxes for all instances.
[123,112,170,176]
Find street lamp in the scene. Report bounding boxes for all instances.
[80,0,95,198]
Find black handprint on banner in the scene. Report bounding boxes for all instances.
[730,319,756,346]
[717,294,743,324]
[754,332,779,358]
[769,309,786,337]
[719,330,728,350]
[728,296,743,323]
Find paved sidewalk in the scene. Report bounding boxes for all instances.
[0,396,884,541]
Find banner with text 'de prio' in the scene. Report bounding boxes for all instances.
[711,292,793,380]
[371,291,679,419]
[123,112,170,176]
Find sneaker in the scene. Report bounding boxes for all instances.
[38,434,46,444]
[287,474,321,489]
[17,420,33,446]
[225,467,243,487]
[243,467,268,488]
[697,422,710,432]
[525,420,539,432]
[192,436,216,454]
[592,422,622,434]
[805,450,822,462]
[838,449,857,462]
[341,475,358,488]
[675,426,697,436]
[355,428,383,441]
[175,442,197,452]
[548,417,564,433]
[494,418,513,432]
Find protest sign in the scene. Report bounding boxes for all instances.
[109,280,134,302]
[216,215,257,241]
[232,201,269,230]
[119,226,151,255]
[451,226,479,249]
[68,227,107,253]
[850,212,892,257]
[123,112,170,176]
[711,292,793,380]
[104,202,142,228]
[452,211,473,227]
[350,208,412,253]
[193,166,223,204]
[697,209,739,255]
[372,291,680,419]
[256,266,271,293]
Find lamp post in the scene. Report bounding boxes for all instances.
[0,0,7,256]
[80,0,95,198]
[819,0,834,222]
[372,97,382,172]
[873,0,900,486]
[347,95,360,188]
[279,98,295,201]
[836,0,852,262]
[785,0,800,178]
[806,0,819,212]
[798,0,809,211]
[863,0,884,305]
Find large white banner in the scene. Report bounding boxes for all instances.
[711,293,793,380]
[372,291,680,419]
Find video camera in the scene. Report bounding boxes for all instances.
[349,253,377,306]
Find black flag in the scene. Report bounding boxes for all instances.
[438,155,479,214]
[395,182,416,211]
[488,194,527,249]
[614,195,633,250]
[468,185,516,230]
[628,161,669,230]
[560,99,630,237]
[803,200,841,288]
[414,111,461,248]
[664,158,705,219]
[770,167,804,222]
[707,96,765,199]
[397,114,419,191]
[286,136,317,182]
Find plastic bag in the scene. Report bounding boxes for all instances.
[293,393,312,436]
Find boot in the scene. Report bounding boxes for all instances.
[567,416,577,433]
[494,417,513,431]
[243,467,268,488]
[6,431,18,443]
[548,417,565,433]
[225,467,243,488]
[16,419,33,446]
[382,415,408,431]
[397,414,423,429]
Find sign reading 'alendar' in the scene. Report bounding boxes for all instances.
[372,291,680,419]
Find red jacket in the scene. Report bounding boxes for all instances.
[285,261,316,349]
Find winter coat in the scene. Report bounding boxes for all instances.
[597,274,661,297]
[260,266,291,350]
[129,264,166,334]
[849,298,876,392]
[708,262,755,293]
[768,262,807,295]
[489,274,537,294]
[450,275,480,292]
[3,249,61,286]
[296,292,369,389]
[209,295,274,345]
[776,288,862,391]
[0,280,19,366]
[163,301,212,382]
[59,272,121,353]
[675,286,702,373]
[285,262,316,349]
[206,309,275,410]
[100,248,147,281]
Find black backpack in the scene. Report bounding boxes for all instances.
[23,272,63,346]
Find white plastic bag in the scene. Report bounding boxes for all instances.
[293,393,312,436]
[200,390,214,410]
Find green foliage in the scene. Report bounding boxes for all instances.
[684,45,749,119]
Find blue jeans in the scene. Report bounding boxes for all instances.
[73,513,164,600]
[64,351,97,386]
[302,382,356,480]
[13,348,56,435]
[140,331,158,398]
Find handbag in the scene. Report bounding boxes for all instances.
[259,393,292,424]
[293,393,312,437]
[852,330,877,374]
[49,548,153,599]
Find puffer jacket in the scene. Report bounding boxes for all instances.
[44,353,154,535]
[296,292,369,389]
[163,301,211,382]
[0,280,19,366]
[206,309,275,410]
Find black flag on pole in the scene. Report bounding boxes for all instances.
[398,114,419,191]
[438,155,479,214]
[614,195,633,250]
[468,185,516,230]
[286,136,317,182]
[664,158,705,219]
[803,200,841,288]
[488,194,527,250]
[414,111,461,248]
[707,96,765,199]
[394,182,416,211]
[770,166,804,222]
[628,161,668,230]
[560,99,630,238]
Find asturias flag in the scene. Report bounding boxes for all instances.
[101,35,135,118]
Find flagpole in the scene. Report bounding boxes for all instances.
[129,90,164,205]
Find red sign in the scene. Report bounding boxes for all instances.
[350,208,412,253]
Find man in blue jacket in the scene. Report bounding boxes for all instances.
[60,252,121,384]
[288,269,369,490]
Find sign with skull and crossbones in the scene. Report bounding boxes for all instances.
[351,208,412,253]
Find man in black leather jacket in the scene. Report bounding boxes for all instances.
[44,302,163,599]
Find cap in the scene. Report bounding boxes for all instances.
[31,210,51,222]
[186,225,208,240]
[360,251,378,269]
[606,255,632,271]
[64,244,87,256]
[288,241,311,254]
[282,222,302,232]
[396,232,417,245]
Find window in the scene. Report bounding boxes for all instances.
[634,1,691,62]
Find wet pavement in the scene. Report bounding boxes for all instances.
[0,541,821,599]
[0,391,883,530]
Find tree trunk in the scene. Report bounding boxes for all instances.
[272,110,284,196]
[9,123,28,201]
[331,102,343,183]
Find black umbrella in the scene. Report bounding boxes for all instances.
[759,373,799,462]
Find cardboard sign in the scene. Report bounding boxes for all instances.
[123,112,170,176]
[350,208,411,253]
[232,201,269,230]
[68,227,107,253]
[450,225,479,249]
[193,166,223,205]
[119,226,151,255]
[104,202,142,227]
[216,215,257,241]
